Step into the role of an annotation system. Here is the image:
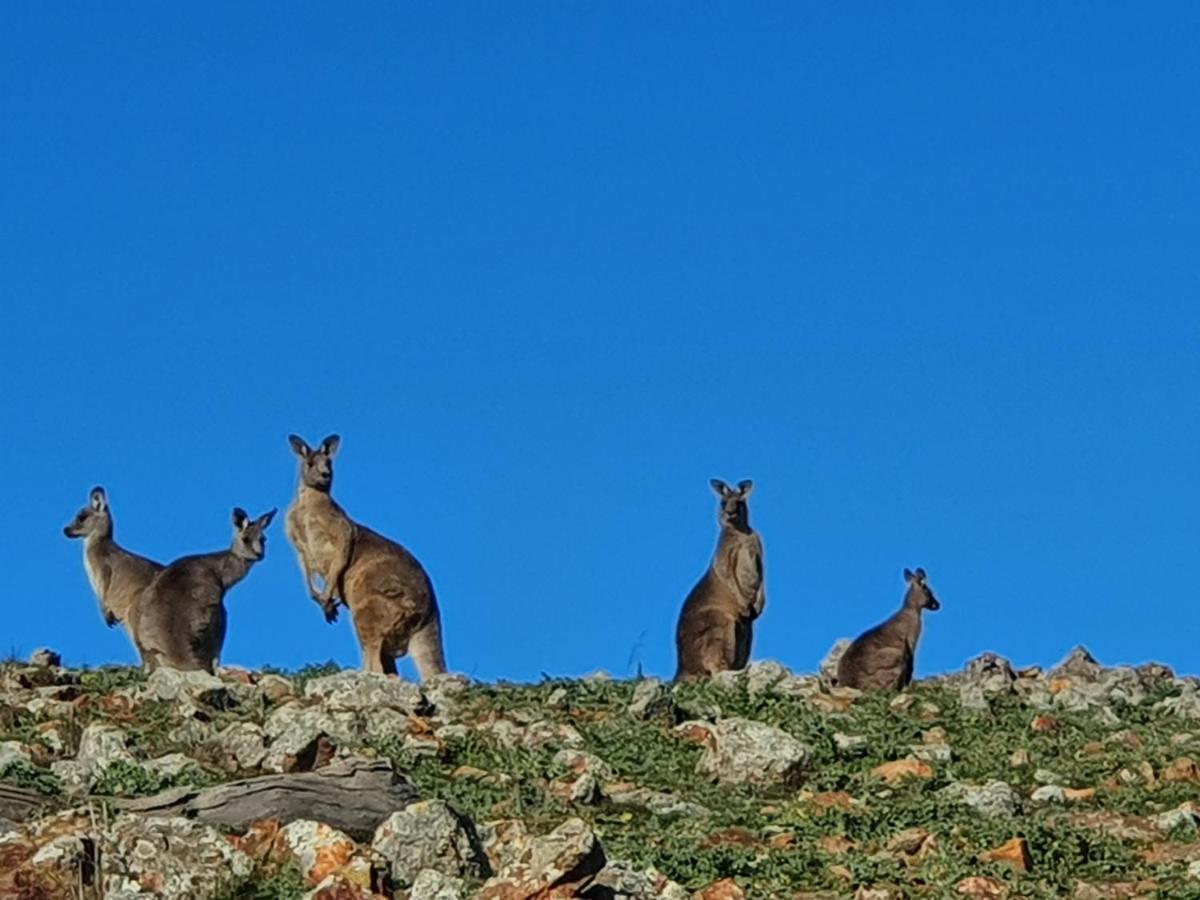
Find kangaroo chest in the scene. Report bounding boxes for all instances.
[83,545,108,599]
[290,500,351,572]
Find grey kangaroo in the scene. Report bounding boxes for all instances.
[836,567,941,691]
[133,507,276,673]
[63,486,163,661]
[285,434,447,680]
[675,479,765,681]
[286,434,354,623]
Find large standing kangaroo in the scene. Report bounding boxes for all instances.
[675,479,765,681]
[133,507,276,673]
[63,486,163,662]
[286,434,447,680]
[836,567,941,691]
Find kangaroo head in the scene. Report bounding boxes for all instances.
[903,567,940,611]
[710,478,754,531]
[288,434,341,491]
[64,487,113,540]
[232,507,277,561]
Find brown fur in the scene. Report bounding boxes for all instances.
[132,508,276,673]
[836,567,941,691]
[63,487,163,662]
[285,434,447,680]
[286,435,355,623]
[675,479,765,681]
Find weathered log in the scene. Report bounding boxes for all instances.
[0,784,61,824]
[115,755,416,841]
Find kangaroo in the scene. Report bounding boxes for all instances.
[63,487,163,660]
[675,479,765,681]
[284,434,447,680]
[286,434,354,623]
[132,507,276,673]
[836,567,941,691]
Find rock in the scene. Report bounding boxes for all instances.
[143,752,204,782]
[956,876,1009,898]
[280,819,369,887]
[409,868,467,899]
[1032,785,1067,804]
[590,861,689,899]
[1162,757,1200,783]
[1156,685,1200,720]
[304,671,428,714]
[627,679,673,719]
[263,703,358,773]
[820,639,852,685]
[372,800,487,886]
[549,749,614,805]
[694,878,746,900]
[29,649,61,668]
[942,781,1019,818]
[606,783,710,819]
[883,827,938,865]
[1052,646,1103,680]
[102,813,253,898]
[258,673,297,704]
[475,817,605,899]
[209,721,269,771]
[546,687,569,708]
[743,661,791,694]
[682,718,810,786]
[0,741,32,770]
[833,733,868,756]
[979,837,1032,872]
[871,759,934,784]
[143,668,233,709]
[477,819,530,874]
[964,653,1017,693]
[1152,801,1200,832]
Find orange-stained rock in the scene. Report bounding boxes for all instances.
[979,836,1032,872]
[1048,677,1074,695]
[956,875,1009,898]
[694,877,746,900]
[810,790,855,810]
[1064,787,1098,802]
[1031,714,1059,733]
[884,827,938,865]
[871,758,934,783]
[767,831,796,850]
[818,835,856,855]
[1162,757,1200,783]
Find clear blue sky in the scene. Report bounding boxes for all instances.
[2,5,1197,680]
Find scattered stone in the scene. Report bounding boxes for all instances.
[819,639,852,685]
[372,800,486,886]
[693,878,746,900]
[871,758,934,784]
[956,876,1009,898]
[304,671,427,714]
[409,868,467,900]
[942,781,1019,818]
[627,678,673,719]
[834,733,868,756]
[280,819,366,886]
[475,817,604,899]
[980,837,1032,872]
[28,649,61,669]
[683,718,811,786]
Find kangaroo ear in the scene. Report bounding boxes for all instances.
[903,567,915,583]
[89,487,107,511]
[257,508,278,529]
[737,479,754,497]
[320,435,341,457]
[232,507,249,529]
[710,479,731,497]
[288,435,311,458]
[914,567,927,582]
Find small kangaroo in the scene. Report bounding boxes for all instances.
[286,434,354,623]
[675,479,765,681]
[63,487,163,659]
[836,567,941,691]
[132,507,276,673]
[284,433,447,680]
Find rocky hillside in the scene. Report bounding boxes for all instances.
[2,649,1199,899]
